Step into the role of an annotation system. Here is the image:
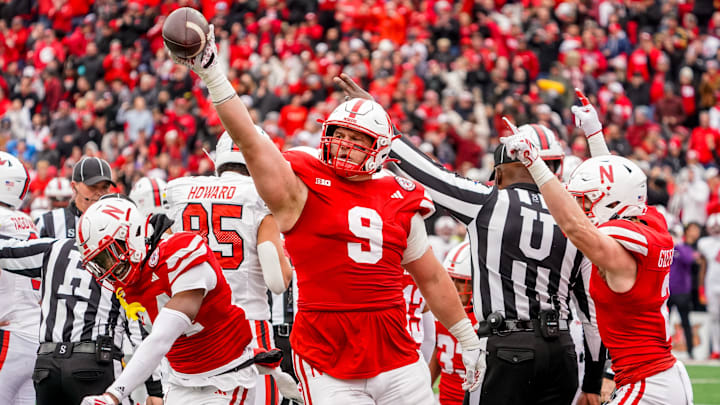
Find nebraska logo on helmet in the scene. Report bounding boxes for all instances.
[320,98,398,178]
[101,205,125,220]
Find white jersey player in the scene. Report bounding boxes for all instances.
[129,177,168,217]
[167,128,292,405]
[0,151,39,405]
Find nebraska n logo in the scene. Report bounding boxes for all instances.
[599,165,614,184]
[101,205,124,220]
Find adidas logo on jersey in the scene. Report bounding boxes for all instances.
[151,273,160,282]
[391,191,404,199]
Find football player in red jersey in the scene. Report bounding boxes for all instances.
[166,26,485,404]
[429,241,477,405]
[76,196,302,405]
[501,93,693,404]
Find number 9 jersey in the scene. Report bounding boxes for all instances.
[166,172,272,320]
[282,149,435,379]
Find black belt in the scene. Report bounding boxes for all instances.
[37,341,122,359]
[273,323,292,338]
[477,318,569,337]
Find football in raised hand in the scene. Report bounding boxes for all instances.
[162,7,210,59]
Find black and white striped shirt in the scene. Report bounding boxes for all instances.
[0,237,140,348]
[35,202,81,239]
[390,137,601,353]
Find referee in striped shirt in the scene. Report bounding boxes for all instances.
[0,237,163,405]
[335,75,605,405]
[36,157,115,239]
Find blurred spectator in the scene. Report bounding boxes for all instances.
[689,111,720,166]
[117,96,154,143]
[670,223,701,359]
[672,165,710,226]
[655,83,686,129]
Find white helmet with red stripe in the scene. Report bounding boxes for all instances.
[443,240,472,310]
[707,212,720,235]
[320,98,395,177]
[129,177,168,216]
[519,123,564,175]
[77,196,147,287]
[0,151,30,209]
[45,177,73,200]
[567,155,647,226]
[215,125,271,168]
[443,241,472,280]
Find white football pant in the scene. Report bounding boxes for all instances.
[0,330,37,405]
[608,361,693,405]
[293,353,434,405]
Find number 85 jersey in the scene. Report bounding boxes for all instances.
[167,172,272,320]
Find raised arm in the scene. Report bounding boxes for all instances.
[501,131,638,293]
[572,89,610,157]
[167,27,306,231]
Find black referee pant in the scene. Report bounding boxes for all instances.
[33,350,118,405]
[464,330,578,405]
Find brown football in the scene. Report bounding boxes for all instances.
[162,7,210,59]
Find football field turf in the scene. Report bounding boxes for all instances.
[431,364,720,403]
[687,364,720,405]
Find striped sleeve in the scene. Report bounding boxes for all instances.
[569,256,602,361]
[164,233,211,284]
[389,136,492,225]
[599,225,649,256]
[0,237,53,278]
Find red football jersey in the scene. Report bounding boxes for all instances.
[283,150,434,379]
[124,232,253,375]
[435,312,477,405]
[403,272,426,349]
[591,207,676,386]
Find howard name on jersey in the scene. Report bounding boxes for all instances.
[124,232,252,375]
[0,206,40,339]
[166,173,272,320]
[282,149,434,379]
[591,206,676,386]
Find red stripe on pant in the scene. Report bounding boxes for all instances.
[618,383,635,404]
[255,320,278,405]
[0,330,9,370]
[630,380,645,405]
[293,353,313,405]
[230,387,248,405]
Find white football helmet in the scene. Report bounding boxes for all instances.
[562,155,583,184]
[443,241,472,310]
[491,123,565,180]
[707,213,720,236]
[77,197,147,287]
[45,177,73,206]
[129,177,168,216]
[0,151,30,209]
[320,98,396,177]
[215,125,271,169]
[566,155,647,226]
[30,196,51,221]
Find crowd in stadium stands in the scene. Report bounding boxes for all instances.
[0,0,719,351]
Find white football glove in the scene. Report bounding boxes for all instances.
[80,393,118,405]
[165,24,218,78]
[571,88,602,138]
[500,133,539,168]
[461,345,487,392]
[256,365,304,404]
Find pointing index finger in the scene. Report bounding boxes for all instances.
[575,88,590,106]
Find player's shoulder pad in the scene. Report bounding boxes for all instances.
[599,219,649,256]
